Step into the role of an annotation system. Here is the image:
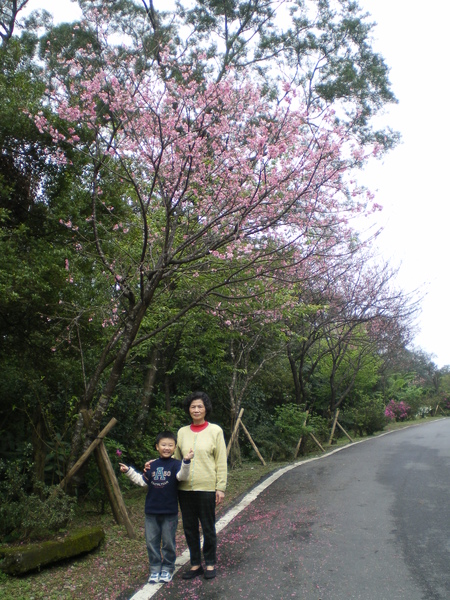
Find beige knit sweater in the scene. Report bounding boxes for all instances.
[174,423,227,493]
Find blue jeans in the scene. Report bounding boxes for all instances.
[144,513,178,574]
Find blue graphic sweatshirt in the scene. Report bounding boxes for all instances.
[125,457,190,515]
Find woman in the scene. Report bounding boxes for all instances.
[175,391,227,580]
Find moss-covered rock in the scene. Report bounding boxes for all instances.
[0,526,105,575]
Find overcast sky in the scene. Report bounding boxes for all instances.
[357,0,450,367]
[22,0,450,367]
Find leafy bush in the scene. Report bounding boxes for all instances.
[0,459,76,542]
[248,404,309,461]
[296,414,329,454]
[344,394,387,436]
[274,404,309,446]
[307,415,330,442]
[251,420,291,461]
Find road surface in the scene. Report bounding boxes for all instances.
[127,419,450,600]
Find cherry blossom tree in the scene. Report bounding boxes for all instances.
[285,253,418,414]
[34,7,382,464]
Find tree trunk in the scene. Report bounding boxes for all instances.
[228,404,241,466]
[32,406,46,491]
[133,348,160,437]
[287,344,302,405]
[164,372,171,412]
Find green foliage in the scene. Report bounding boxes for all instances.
[251,417,293,462]
[0,460,76,542]
[104,404,186,470]
[274,403,309,446]
[0,0,421,512]
[145,405,187,437]
[383,373,426,416]
[248,403,309,461]
[307,415,330,442]
[342,393,387,436]
[299,414,330,454]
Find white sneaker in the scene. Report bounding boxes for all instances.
[148,572,160,584]
[159,570,173,583]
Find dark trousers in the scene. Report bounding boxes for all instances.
[178,490,217,566]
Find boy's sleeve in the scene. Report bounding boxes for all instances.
[124,466,148,487]
[176,459,191,481]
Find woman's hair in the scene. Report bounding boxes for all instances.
[183,391,212,419]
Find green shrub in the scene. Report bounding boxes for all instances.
[274,403,309,445]
[307,414,330,441]
[298,414,329,453]
[343,393,387,436]
[0,460,76,542]
[252,420,292,461]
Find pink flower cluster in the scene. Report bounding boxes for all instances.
[384,399,411,421]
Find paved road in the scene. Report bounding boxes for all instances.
[137,419,450,600]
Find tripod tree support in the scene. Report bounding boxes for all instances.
[226,408,244,456]
[294,411,325,454]
[309,432,326,453]
[328,409,340,445]
[328,409,354,445]
[226,408,266,465]
[59,418,118,490]
[294,410,310,458]
[336,420,354,443]
[59,414,136,539]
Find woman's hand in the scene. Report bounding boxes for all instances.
[215,490,225,505]
[119,463,129,473]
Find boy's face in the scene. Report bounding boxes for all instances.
[155,438,176,458]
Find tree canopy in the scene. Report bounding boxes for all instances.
[0,0,437,494]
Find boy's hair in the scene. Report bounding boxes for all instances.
[155,430,177,446]
[183,391,212,419]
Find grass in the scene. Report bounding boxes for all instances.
[0,414,446,600]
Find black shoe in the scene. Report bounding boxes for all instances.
[204,568,216,579]
[182,566,204,580]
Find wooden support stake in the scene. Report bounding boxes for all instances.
[81,411,123,526]
[294,410,310,459]
[336,420,354,443]
[96,441,136,539]
[240,420,266,466]
[59,418,118,490]
[328,409,340,445]
[80,410,136,538]
[309,432,325,453]
[226,408,244,457]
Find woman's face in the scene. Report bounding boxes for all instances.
[189,399,206,424]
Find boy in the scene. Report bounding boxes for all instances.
[119,431,194,584]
